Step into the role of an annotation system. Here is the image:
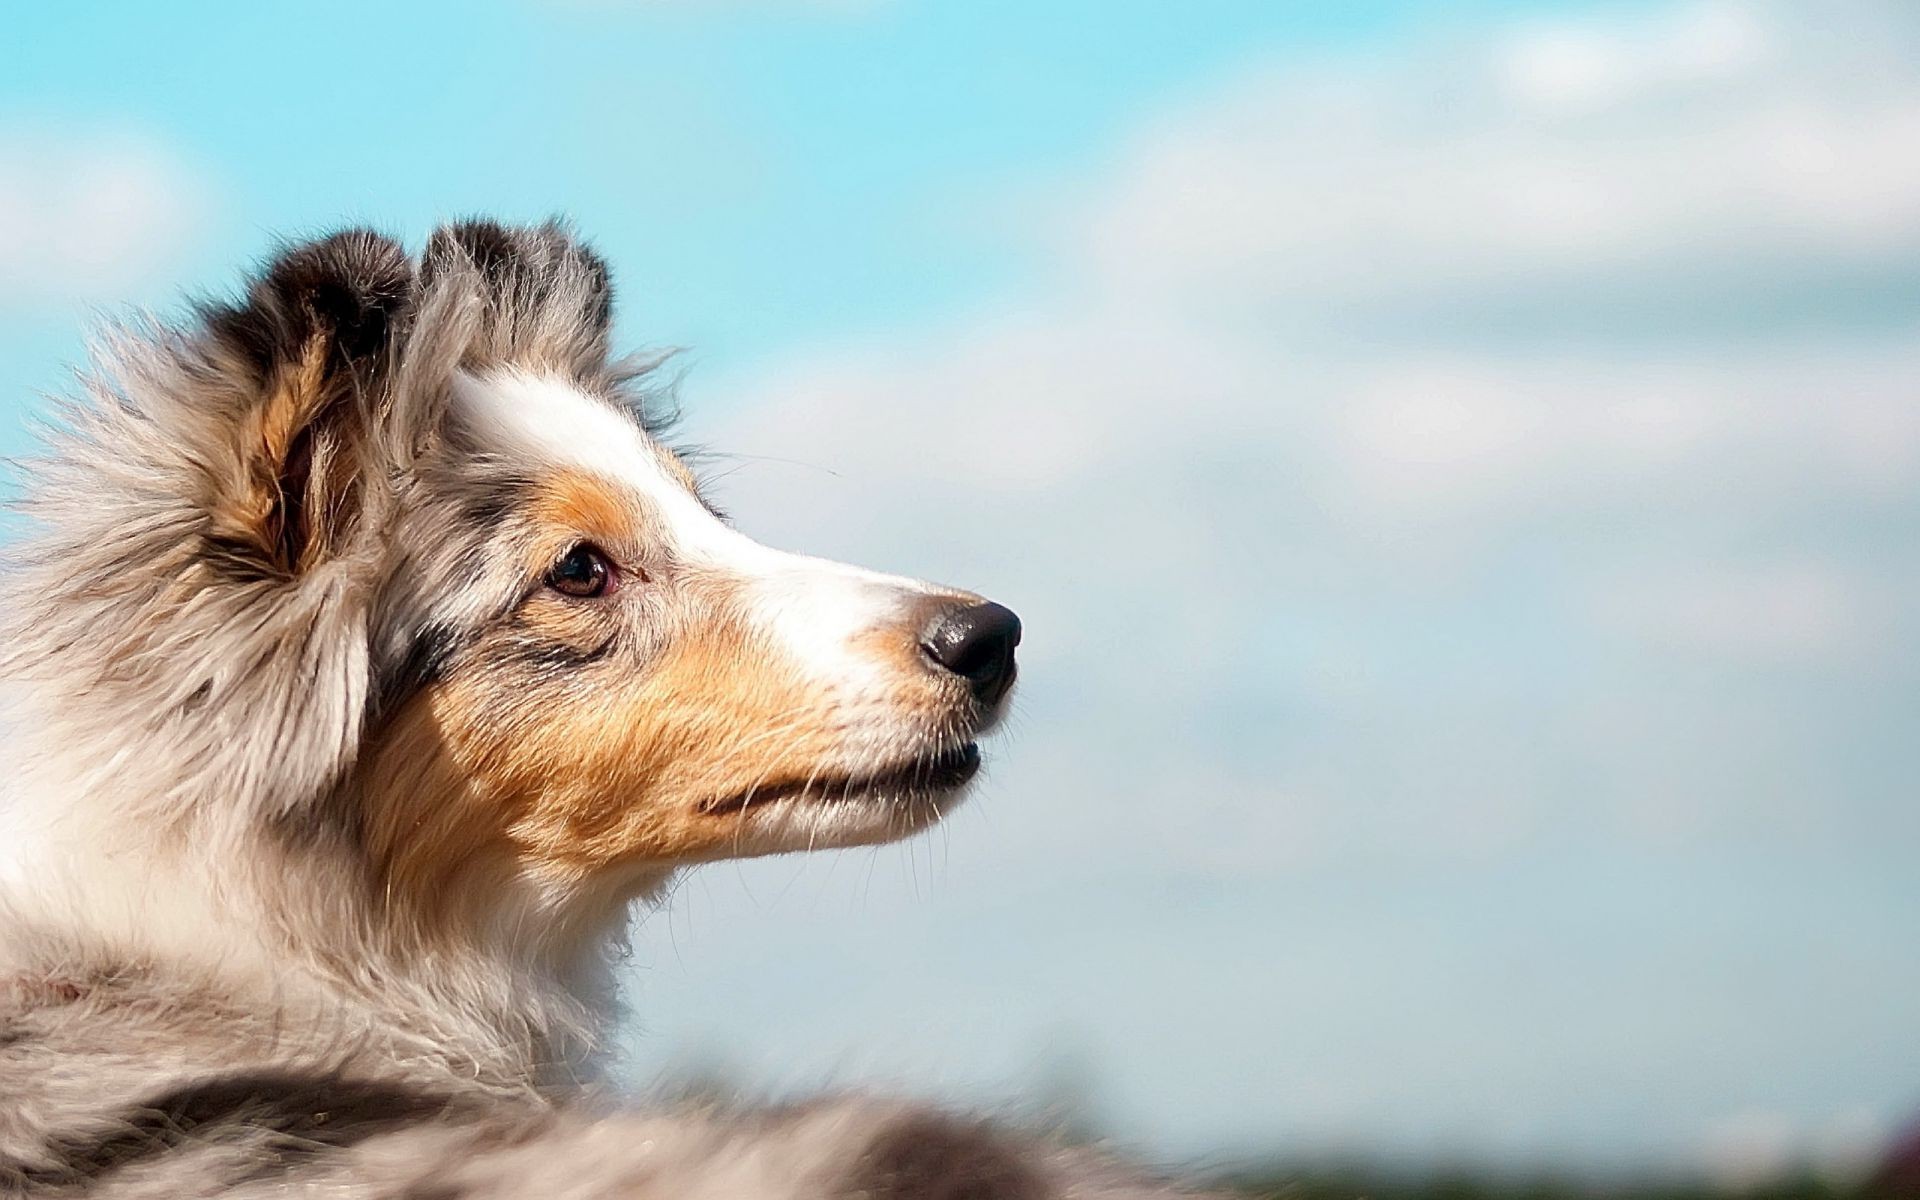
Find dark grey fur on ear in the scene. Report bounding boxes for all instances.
[207,229,414,386]
[418,218,615,379]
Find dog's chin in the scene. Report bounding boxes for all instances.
[695,742,982,855]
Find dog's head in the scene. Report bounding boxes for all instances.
[9,222,1018,928]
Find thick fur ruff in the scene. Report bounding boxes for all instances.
[0,223,1205,1198]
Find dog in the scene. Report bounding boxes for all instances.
[0,222,1202,1198]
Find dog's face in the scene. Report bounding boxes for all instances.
[362,367,1018,898]
[183,222,1018,908]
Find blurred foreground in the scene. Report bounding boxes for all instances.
[1225,1162,1915,1200]
[1209,1112,1920,1198]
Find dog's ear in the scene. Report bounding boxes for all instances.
[203,229,414,577]
[418,218,614,378]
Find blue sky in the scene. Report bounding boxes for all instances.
[6,0,1920,1185]
[1,0,1587,392]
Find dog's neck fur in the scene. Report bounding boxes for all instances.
[0,730,668,1091]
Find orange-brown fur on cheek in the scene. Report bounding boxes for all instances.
[500,608,842,876]
[357,586,844,912]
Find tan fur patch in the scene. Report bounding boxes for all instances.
[359,595,845,913]
[526,471,644,556]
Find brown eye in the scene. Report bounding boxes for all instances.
[546,543,616,598]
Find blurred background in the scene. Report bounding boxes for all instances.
[5,1,1919,1195]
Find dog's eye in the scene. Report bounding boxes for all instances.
[546,544,617,599]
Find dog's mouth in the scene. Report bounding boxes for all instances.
[701,743,982,816]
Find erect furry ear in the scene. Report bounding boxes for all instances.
[203,229,413,576]
[417,218,614,379]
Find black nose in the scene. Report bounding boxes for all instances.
[922,601,1022,705]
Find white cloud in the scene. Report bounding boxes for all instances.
[0,128,209,307]
[1076,1,1920,317]
[1498,1,1775,112]
[1593,559,1893,665]
[1330,344,1920,521]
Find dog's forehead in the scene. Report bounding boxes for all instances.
[451,369,698,501]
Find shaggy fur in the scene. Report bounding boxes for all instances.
[0,222,1206,1198]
